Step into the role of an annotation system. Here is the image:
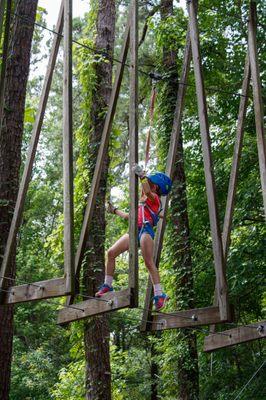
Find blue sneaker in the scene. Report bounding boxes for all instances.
[153,293,169,311]
[95,284,114,297]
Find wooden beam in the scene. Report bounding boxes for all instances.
[210,56,251,334]
[0,1,64,299]
[65,17,130,306]
[3,278,67,304]
[63,0,74,294]
[248,2,266,218]
[204,321,266,352]
[58,289,131,325]
[149,305,233,331]
[222,55,251,259]
[188,0,229,321]
[140,27,192,331]
[128,0,139,307]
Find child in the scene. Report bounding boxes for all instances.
[95,167,172,311]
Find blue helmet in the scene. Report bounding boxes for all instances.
[147,172,172,196]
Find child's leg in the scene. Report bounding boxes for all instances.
[140,233,161,292]
[106,233,129,277]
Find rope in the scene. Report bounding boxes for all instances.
[232,360,265,400]
[144,84,157,168]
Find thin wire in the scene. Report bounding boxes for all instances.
[11,11,253,100]
[233,360,265,400]
[77,292,111,304]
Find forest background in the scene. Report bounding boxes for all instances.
[0,0,265,399]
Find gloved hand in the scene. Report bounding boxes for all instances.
[106,201,117,214]
[132,163,146,178]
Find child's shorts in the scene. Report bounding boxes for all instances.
[138,222,155,245]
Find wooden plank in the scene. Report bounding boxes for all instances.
[204,321,266,352]
[66,16,131,306]
[188,0,229,321]
[0,1,64,299]
[140,27,192,331]
[248,2,266,218]
[128,0,139,307]
[3,277,67,304]
[149,305,233,331]
[58,289,131,325]
[63,0,74,294]
[222,55,251,259]
[0,0,12,130]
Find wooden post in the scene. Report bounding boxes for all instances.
[0,1,64,295]
[140,28,192,331]
[65,19,130,306]
[222,56,251,259]
[0,0,12,131]
[210,56,250,333]
[128,0,139,307]
[63,0,74,294]
[188,0,229,321]
[248,1,266,219]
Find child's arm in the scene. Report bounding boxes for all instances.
[107,201,129,219]
[141,177,156,202]
[114,209,129,220]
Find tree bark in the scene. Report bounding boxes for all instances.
[159,1,199,399]
[0,1,38,398]
[83,1,116,399]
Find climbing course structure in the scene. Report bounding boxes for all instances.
[0,0,75,304]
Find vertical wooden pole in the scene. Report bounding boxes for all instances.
[0,1,64,293]
[248,1,266,219]
[140,28,192,330]
[63,0,74,294]
[188,0,229,321]
[0,0,11,131]
[128,0,139,307]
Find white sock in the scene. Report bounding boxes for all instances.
[154,283,162,297]
[104,275,113,287]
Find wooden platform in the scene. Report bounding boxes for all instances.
[146,305,234,331]
[3,277,68,304]
[204,321,266,352]
[57,288,132,325]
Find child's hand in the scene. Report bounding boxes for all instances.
[132,163,146,178]
[106,201,117,214]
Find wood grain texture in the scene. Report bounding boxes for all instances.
[149,306,233,331]
[58,289,131,325]
[204,321,266,352]
[3,278,67,304]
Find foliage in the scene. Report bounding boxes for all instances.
[9,0,266,399]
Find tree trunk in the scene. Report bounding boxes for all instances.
[0,1,38,398]
[83,1,116,399]
[159,1,199,398]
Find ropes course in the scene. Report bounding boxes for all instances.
[0,4,265,397]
